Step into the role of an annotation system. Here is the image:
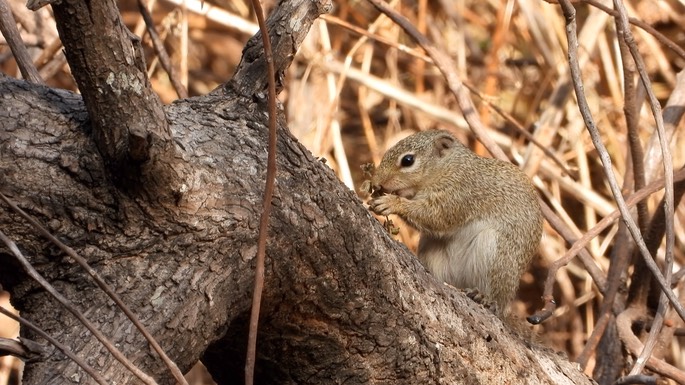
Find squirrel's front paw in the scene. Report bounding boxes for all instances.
[369,194,401,216]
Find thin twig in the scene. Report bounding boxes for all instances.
[593,27,647,368]
[532,164,685,326]
[138,0,188,98]
[0,336,42,360]
[557,168,685,283]
[0,193,189,385]
[366,0,507,161]
[643,70,685,179]
[614,0,677,322]
[573,31,640,357]
[477,96,577,178]
[0,306,109,385]
[541,0,685,61]
[616,306,685,384]
[631,176,685,375]
[320,14,431,62]
[0,228,158,385]
[582,0,685,61]
[631,295,669,376]
[0,0,42,83]
[556,0,685,324]
[33,38,62,70]
[541,203,607,292]
[321,14,573,176]
[610,0,675,374]
[244,0,277,383]
[618,26,648,231]
[614,0,676,285]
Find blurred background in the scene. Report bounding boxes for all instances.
[1,0,684,383]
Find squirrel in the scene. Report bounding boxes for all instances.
[368,130,543,315]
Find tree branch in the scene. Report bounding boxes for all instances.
[220,0,333,97]
[0,226,158,385]
[0,192,188,385]
[0,0,42,83]
[51,0,171,180]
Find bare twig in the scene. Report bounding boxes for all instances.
[577,35,643,357]
[480,98,577,178]
[585,27,646,370]
[0,306,108,385]
[616,306,685,384]
[33,38,62,70]
[320,14,431,62]
[614,0,672,290]
[582,0,685,61]
[0,0,42,83]
[244,0,278,383]
[138,0,188,98]
[576,232,632,367]
[540,202,607,292]
[0,229,158,385]
[321,15,572,175]
[615,5,679,359]
[556,0,684,324]
[557,168,685,289]
[630,296,669,377]
[618,23,647,231]
[643,70,685,180]
[614,0,676,288]
[611,0,676,373]
[37,50,67,80]
[530,168,685,325]
[366,0,507,160]
[631,176,685,375]
[0,336,43,360]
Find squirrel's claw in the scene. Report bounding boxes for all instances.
[369,194,400,216]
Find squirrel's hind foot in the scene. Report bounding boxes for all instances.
[463,288,499,313]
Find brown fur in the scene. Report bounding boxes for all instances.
[369,130,543,315]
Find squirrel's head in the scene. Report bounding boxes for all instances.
[371,130,466,198]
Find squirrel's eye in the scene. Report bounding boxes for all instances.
[400,154,415,167]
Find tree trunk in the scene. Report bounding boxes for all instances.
[0,0,593,384]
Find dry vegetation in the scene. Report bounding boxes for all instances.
[1,0,685,383]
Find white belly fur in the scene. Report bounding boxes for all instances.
[417,220,498,296]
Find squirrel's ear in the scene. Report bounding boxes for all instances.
[433,133,457,157]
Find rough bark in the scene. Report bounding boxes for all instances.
[0,0,594,384]
[51,0,170,170]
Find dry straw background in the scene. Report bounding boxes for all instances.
[1,0,684,383]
